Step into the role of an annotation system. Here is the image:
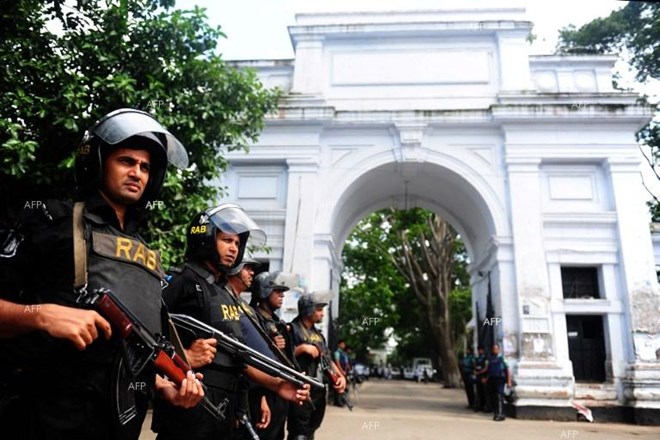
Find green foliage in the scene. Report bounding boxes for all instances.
[338,208,471,369]
[337,214,403,361]
[557,2,660,220]
[0,0,280,267]
[557,3,659,82]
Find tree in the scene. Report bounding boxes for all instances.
[338,208,470,387]
[557,2,660,219]
[338,215,403,362]
[0,0,280,265]
[385,209,465,388]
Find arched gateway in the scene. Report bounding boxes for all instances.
[219,5,659,423]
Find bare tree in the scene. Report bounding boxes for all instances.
[386,211,462,388]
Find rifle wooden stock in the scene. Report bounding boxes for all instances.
[78,288,226,420]
[320,355,353,411]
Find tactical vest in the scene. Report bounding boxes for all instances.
[290,318,325,380]
[84,210,164,335]
[177,264,244,390]
[488,355,507,379]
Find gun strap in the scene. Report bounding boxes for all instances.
[73,201,88,292]
[167,316,191,368]
[228,291,296,370]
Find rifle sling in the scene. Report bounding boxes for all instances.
[72,201,87,291]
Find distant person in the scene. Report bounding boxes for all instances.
[485,343,512,421]
[474,346,489,412]
[460,347,476,409]
[332,340,350,407]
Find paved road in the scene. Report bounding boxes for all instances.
[141,380,659,440]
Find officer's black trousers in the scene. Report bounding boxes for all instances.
[153,386,238,440]
[461,373,475,408]
[0,364,148,440]
[287,385,326,440]
[475,378,488,411]
[487,378,506,419]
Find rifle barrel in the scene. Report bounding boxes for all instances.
[170,314,324,391]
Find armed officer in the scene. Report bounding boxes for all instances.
[460,347,476,410]
[287,292,346,440]
[153,205,309,440]
[250,271,299,440]
[0,109,203,440]
[486,343,512,421]
[225,255,274,438]
[474,345,489,412]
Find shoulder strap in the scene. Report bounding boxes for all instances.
[73,201,88,292]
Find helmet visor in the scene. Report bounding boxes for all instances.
[207,204,267,248]
[93,109,189,169]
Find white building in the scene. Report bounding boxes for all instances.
[220,4,659,423]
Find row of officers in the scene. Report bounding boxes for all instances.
[459,345,513,422]
[0,109,346,440]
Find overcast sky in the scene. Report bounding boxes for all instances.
[175,0,625,60]
[173,0,659,201]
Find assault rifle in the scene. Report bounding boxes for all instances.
[169,314,324,391]
[77,288,227,421]
[319,354,353,411]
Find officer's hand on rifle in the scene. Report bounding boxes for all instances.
[332,372,347,394]
[273,334,286,349]
[296,343,320,358]
[185,337,218,368]
[277,381,310,406]
[155,370,205,409]
[37,304,112,350]
[256,395,271,429]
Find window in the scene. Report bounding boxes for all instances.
[561,267,600,299]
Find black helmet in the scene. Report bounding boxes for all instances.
[75,108,188,206]
[226,251,260,277]
[185,203,266,272]
[251,271,297,301]
[297,291,330,317]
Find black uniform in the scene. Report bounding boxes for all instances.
[287,317,327,440]
[459,352,476,409]
[249,307,292,440]
[153,263,245,440]
[0,193,164,440]
[474,352,489,412]
[487,353,509,420]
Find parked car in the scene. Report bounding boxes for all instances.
[403,367,415,380]
[390,367,402,379]
[412,357,435,382]
[353,363,370,378]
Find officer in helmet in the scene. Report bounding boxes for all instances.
[245,271,299,440]
[0,109,203,440]
[287,292,346,440]
[154,204,309,440]
[225,254,276,437]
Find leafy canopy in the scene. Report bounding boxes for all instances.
[557,2,660,220]
[0,0,280,266]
